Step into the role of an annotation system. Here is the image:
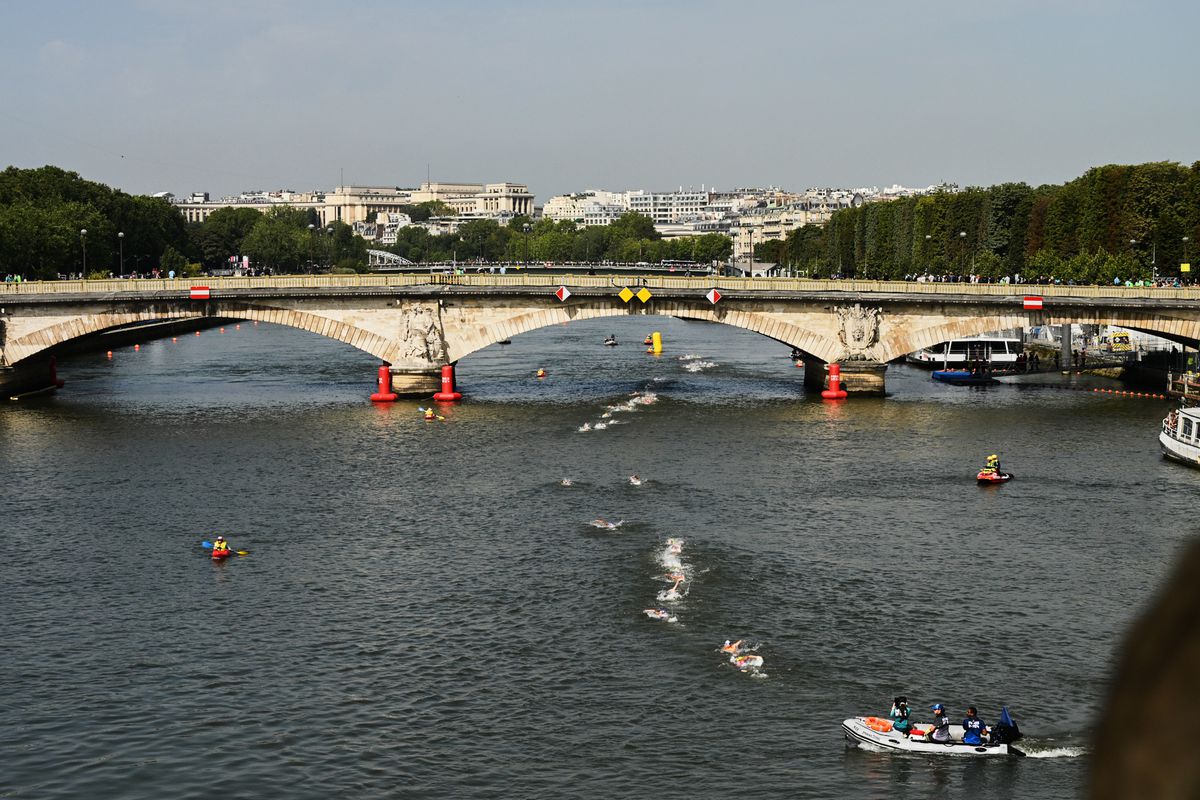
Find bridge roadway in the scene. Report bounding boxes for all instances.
[2,274,1199,396]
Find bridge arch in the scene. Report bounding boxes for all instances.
[3,304,400,367]
[445,300,844,364]
[879,309,1200,362]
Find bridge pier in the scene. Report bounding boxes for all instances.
[388,367,441,398]
[802,357,887,396]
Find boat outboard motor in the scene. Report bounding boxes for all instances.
[990,705,1023,744]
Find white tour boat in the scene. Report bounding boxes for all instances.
[1160,407,1200,468]
[907,336,1023,368]
[842,715,1025,758]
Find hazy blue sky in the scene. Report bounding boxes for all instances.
[2,0,1195,201]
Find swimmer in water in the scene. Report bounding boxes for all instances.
[591,518,623,530]
[732,654,764,670]
[629,474,643,486]
[560,478,573,486]
[578,423,592,432]
[644,608,676,622]
[666,538,683,555]
[720,639,744,655]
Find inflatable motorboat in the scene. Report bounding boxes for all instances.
[842,716,1025,757]
[976,470,1013,484]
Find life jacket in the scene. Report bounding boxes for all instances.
[213,540,228,553]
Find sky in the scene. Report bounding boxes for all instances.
[1,0,1196,202]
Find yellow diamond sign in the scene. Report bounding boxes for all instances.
[636,287,652,303]
[618,287,634,303]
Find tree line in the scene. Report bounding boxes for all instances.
[757,161,1200,284]
[381,212,732,266]
[5,162,1197,283]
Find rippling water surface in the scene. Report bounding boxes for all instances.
[3,316,1195,799]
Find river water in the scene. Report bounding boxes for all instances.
[3,316,1195,799]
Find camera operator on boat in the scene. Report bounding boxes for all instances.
[889,696,913,736]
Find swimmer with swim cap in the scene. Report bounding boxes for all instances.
[721,639,744,654]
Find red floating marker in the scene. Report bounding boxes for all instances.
[555,286,571,302]
[821,362,848,401]
[369,364,397,403]
[190,286,210,300]
[433,364,462,402]
[1023,296,1043,310]
[706,288,722,304]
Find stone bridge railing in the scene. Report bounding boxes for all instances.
[3,273,1200,300]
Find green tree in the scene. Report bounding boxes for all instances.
[194,207,264,267]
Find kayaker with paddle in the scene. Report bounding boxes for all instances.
[212,536,230,555]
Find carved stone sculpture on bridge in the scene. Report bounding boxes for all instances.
[836,304,882,361]
[398,302,446,366]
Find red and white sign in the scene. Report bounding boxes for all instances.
[706,288,722,305]
[555,286,571,302]
[1023,296,1043,310]
[190,286,211,300]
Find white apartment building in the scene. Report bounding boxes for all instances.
[542,190,629,224]
[352,212,413,246]
[626,189,710,224]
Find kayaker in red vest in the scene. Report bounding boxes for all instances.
[213,536,229,554]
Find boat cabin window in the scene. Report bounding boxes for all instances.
[948,342,968,354]
[1184,418,1194,439]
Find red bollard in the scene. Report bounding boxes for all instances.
[369,363,397,403]
[433,364,462,402]
[821,362,848,400]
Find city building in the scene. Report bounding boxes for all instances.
[174,181,534,226]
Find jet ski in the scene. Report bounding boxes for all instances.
[842,708,1025,757]
[976,470,1013,484]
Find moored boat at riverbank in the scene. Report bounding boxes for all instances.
[1160,407,1200,468]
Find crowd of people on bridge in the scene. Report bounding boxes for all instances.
[900,271,1193,287]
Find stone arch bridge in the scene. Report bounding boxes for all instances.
[2,274,1198,396]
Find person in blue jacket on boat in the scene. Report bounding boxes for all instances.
[962,706,989,745]
[889,696,913,736]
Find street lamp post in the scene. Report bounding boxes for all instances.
[117,231,124,276]
[1184,236,1191,280]
[958,230,967,274]
[523,223,531,266]
[307,224,315,273]
[748,229,755,277]
[924,234,932,275]
[79,228,88,279]
[326,226,334,270]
